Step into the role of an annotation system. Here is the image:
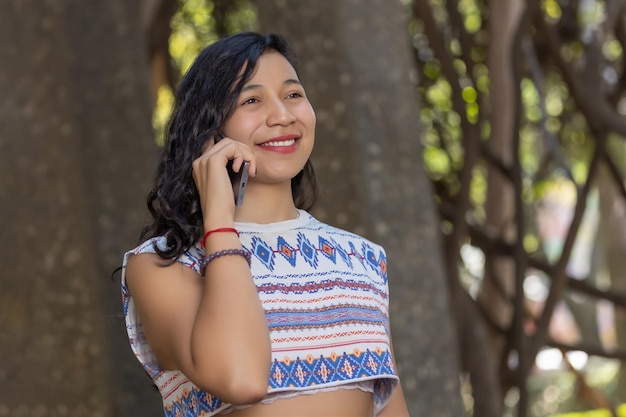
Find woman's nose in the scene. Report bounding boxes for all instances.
[267,99,296,125]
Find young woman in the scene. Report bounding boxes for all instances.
[121,32,409,417]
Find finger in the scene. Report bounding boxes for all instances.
[219,140,254,169]
[248,160,257,177]
[232,152,257,177]
[203,137,239,156]
[230,154,253,174]
[197,138,256,175]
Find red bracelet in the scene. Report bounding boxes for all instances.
[200,227,239,248]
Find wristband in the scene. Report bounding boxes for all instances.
[200,248,252,271]
[200,227,239,248]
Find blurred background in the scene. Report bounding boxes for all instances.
[1,0,626,416]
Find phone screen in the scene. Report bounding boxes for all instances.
[232,161,250,207]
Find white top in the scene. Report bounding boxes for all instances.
[121,210,399,416]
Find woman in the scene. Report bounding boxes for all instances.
[122,32,409,417]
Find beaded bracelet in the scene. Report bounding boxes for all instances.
[200,248,252,271]
[200,227,239,249]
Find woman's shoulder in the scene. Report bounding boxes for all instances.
[128,236,163,256]
[123,236,204,275]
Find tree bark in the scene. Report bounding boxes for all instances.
[479,2,525,404]
[252,1,465,415]
[0,1,161,415]
[480,0,525,339]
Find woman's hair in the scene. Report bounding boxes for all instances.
[140,32,319,261]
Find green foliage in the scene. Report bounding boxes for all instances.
[603,38,623,62]
[549,404,626,417]
[607,135,626,169]
[458,0,481,33]
[153,86,175,146]
[469,164,486,220]
[541,0,562,21]
[170,0,257,73]
[413,1,626,412]
[413,0,609,227]
[152,0,258,144]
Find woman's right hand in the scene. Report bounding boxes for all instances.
[191,136,256,228]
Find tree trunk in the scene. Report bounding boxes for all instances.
[563,192,602,352]
[0,1,161,415]
[480,0,525,390]
[252,1,465,415]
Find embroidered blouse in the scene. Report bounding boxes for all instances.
[121,210,399,416]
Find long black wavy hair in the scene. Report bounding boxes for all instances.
[141,32,319,260]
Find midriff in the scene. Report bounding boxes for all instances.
[224,388,374,417]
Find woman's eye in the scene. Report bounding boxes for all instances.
[242,97,259,105]
[287,92,303,99]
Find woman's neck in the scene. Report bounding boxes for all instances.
[233,182,299,224]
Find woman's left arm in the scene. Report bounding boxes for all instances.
[379,382,410,417]
[379,336,410,417]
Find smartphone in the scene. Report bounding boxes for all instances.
[232,161,250,207]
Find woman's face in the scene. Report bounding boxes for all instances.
[222,51,316,185]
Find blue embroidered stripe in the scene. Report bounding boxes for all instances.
[265,305,386,331]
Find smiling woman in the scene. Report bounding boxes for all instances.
[221,50,315,194]
[120,32,409,417]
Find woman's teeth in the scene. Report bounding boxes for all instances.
[261,139,296,147]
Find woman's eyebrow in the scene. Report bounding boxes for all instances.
[241,79,302,93]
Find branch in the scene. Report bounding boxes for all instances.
[528,134,606,370]
[473,291,626,361]
[459,216,626,307]
[550,340,626,361]
[536,11,626,139]
[512,9,532,414]
[521,35,576,183]
[529,258,626,307]
[608,12,626,105]
[480,142,514,183]
[602,150,626,201]
[454,274,504,417]
[412,0,481,285]
[444,0,476,74]
[559,346,618,417]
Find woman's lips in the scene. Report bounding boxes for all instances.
[260,138,296,147]
[258,135,300,153]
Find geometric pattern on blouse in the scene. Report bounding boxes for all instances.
[163,387,222,417]
[159,348,395,417]
[255,278,388,302]
[249,233,388,283]
[121,212,398,417]
[265,304,386,331]
[269,348,394,389]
